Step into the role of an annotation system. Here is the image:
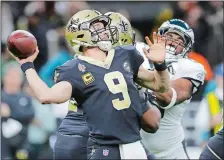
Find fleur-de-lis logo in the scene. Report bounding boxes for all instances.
[119,20,128,33]
[67,18,79,32]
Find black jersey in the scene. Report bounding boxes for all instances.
[54,45,145,144]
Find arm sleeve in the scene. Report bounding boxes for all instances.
[178,60,206,95]
[181,69,206,94]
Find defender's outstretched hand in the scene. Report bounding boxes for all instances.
[143,32,166,64]
[9,46,39,65]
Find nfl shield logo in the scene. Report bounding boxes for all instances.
[123,61,130,72]
[103,149,109,156]
[78,63,86,72]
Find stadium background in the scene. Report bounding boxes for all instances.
[1,1,223,159]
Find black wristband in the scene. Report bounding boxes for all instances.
[153,61,167,71]
[21,62,35,73]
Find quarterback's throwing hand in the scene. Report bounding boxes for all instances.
[9,46,39,65]
[143,32,166,64]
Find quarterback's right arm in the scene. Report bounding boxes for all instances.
[10,48,72,104]
[25,68,72,104]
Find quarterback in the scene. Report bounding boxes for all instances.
[140,19,206,159]
[54,11,161,159]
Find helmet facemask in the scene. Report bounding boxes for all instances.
[67,13,119,54]
[87,16,119,51]
[90,21,118,51]
[159,27,193,61]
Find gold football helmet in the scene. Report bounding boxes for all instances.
[104,12,135,47]
[65,9,118,54]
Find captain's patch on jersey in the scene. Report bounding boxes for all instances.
[82,72,95,85]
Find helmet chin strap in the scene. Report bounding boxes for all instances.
[97,41,112,52]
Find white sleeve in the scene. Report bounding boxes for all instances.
[177,59,206,94]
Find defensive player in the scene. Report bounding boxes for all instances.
[11,10,169,159]
[54,11,161,160]
[140,19,206,159]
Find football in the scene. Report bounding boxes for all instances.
[7,30,37,59]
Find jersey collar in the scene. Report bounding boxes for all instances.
[77,49,115,69]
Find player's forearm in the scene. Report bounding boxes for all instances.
[25,68,51,103]
[136,66,169,92]
[152,69,170,93]
[140,69,170,93]
[154,79,192,105]
[153,88,173,105]
[153,88,187,105]
[153,82,190,105]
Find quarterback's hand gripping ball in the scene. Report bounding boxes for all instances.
[7,30,39,64]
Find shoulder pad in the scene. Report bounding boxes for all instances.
[176,58,206,93]
[179,58,205,72]
[56,59,78,71]
[54,59,79,84]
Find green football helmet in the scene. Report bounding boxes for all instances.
[65,9,118,54]
[158,19,194,59]
[104,12,135,47]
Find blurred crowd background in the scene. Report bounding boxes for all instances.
[1,1,223,159]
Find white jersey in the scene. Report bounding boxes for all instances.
[135,42,206,159]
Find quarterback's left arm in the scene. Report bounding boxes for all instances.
[135,34,170,93]
[122,43,168,93]
[153,62,206,108]
[136,65,170,93]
